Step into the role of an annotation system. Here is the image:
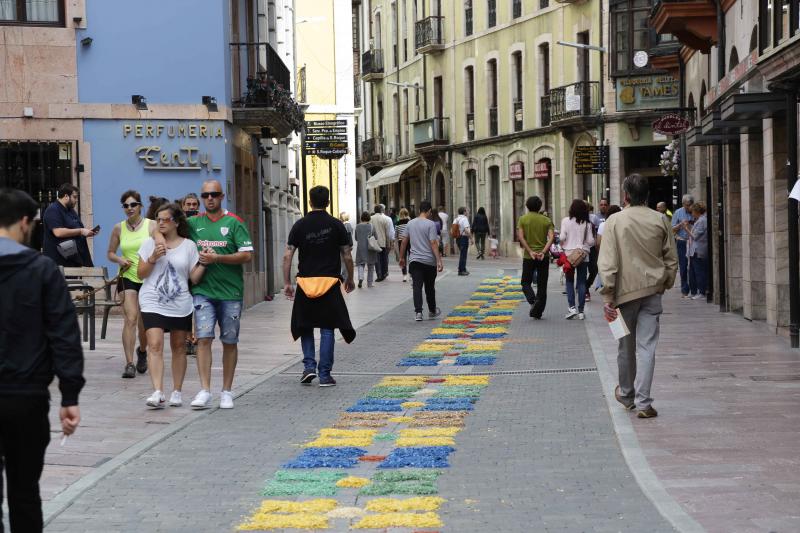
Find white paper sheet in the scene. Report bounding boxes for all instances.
[609,311,630,340]
[790,180,800,202]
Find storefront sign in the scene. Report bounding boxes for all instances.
[652,113,691,136]
[574,146,609,174]
[704,49,759,109]
[305,120,348,158]
[123,122,223,172]
[616,75,679,111]
[509,161,524,180]
[534,161,550,179]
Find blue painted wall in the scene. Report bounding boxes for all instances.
[85,119,234,274]
[76,0,230,104]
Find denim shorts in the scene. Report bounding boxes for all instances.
[193,295,243,345]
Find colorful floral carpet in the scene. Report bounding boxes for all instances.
[237,277,523,530]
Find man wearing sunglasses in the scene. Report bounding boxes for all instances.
[186,180,253,410]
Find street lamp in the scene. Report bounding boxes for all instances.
[386,81,425,90]
[556,40,607,53]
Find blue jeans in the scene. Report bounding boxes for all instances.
[301,328,334,379]
[676,240,689,295]
[565,262,588,312]
[457,236,469,273]
[689,254,707,296]
[193,295,243,344]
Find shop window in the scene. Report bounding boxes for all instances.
[610,0,661,76]
[0,0,64,25]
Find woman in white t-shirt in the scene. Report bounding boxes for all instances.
[137,203,206,409]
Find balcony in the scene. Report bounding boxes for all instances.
[650,0,718,53]
[230,42,303,138]
[489,106,498,137]
[466,112,475,140]
[413,117,450,152]
[548,81,601,125]
[415,16,445,54]
[513,99,523,132]
[362,49,384,82]
[540,96,551,127]
[361,137,386,167]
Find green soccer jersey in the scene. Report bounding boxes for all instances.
[189,210,253,301]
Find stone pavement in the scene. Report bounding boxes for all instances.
[32,255,800,532]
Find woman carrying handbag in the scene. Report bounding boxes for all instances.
[354,211,380,288]
[559,199,595,320]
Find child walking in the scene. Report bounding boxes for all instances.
[489,234,499,259]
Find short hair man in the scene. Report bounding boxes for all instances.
[42,183,97,266]
[656,201,672,219]
[370,204,394,281]
[437,205,451,256]
[188,179,254,409]
[598,197,610,221]
[517,196,555,319]
[0,188,84,530]
[598,174,678,418]
[399,200,444,321]
[181,193,200,217]
[453,206,472,275]
[671,194,694,298]
[284,186,355,387]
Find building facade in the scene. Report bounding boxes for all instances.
[0,0,303,307]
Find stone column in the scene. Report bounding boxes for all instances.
[740,133,766,320]
[763,117,790,330]
[725,143,743,312]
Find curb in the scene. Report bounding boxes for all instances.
[584,318,705,533]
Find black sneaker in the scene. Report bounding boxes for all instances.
[122,362,136,379]
[319,377,337,387]
[300,369,317,385]
[358,280,363,288]
[429,307,441,319]
[135,347,148,373]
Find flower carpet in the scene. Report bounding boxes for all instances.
[236,277,523,530]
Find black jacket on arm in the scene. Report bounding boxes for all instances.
[0,238,85,406]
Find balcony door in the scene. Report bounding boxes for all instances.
[434,76,443,119]
[577,31,590,113]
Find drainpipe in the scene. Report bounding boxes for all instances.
[715,0,726,311]
[679,53,687,206]
[788,91,799,348]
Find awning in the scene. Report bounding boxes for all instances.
[366,159,420,189]
[721,92,786,121]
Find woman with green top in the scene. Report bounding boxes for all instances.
[107,190,155,379]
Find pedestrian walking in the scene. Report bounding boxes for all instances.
[488,234,499,259]
[370,205,392,282]
[453,207,472,275]
[437,205,450,257]
[560,199,595,320]
[472,207,490,260]
[354,211,378,288]
[187,180,254,409]
[106,190,154,379]
[685,202,708,300]
[181,193,200,217]
[137,203,206,409]
[596,205,622,248]
[656,201,673,219]
[0,188,85,531]
[284,186,355,387]
[599,174,678,419]
[517,196,555,319]
[671,195,694,298]
[399,200,443,321]
[42,183,97,267]
[395,208,411,282]
[339,212,354,279]
[585,202,602,300]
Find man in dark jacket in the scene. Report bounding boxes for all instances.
[42,183,96,267]
[0,188,85,531]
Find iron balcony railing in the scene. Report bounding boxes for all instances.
[230,42,291,107]
[489,106,498,136]
[361,136,385,162]
[362,49,384,77]
[513,99,523,132]
[466,112,475,140]
[413,116,450,146]
[540,95,551,126]
[415,16,444,50]
[548,81,601,122]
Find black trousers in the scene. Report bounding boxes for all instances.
[377,247,389,279]
[586,246,599,290]
[0,396,50,533]
[521,258,549,318]
[409,261,437,313]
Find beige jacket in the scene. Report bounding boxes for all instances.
[598,206,678,306]
[370,213,390,247]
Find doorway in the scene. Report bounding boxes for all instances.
[489,165,500,240]
[622,146,670,209]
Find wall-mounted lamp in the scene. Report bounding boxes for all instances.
[80,36,93,46]
[72,16,82,23]
[202,96,218,112]
[131,95,147,110]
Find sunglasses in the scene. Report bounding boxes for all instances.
[156,217,174,224]
[201,192,223,199]
[122,202,141,209]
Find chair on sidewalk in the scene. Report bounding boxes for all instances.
[61,266,121,350]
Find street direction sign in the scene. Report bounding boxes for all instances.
[304,120,348,159]
[574,145,609,174]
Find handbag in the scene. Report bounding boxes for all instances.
[367,233,382,252]
[566,223,590,267]
[56,239,79,261]
[450,222,460,239]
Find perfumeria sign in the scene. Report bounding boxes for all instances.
[122,121,224,172]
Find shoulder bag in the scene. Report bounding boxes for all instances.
[367,227,382,252]
[566,222,590,267]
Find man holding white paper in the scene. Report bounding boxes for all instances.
[598,174,677,419]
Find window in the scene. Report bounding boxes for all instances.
[404,89,410,153]
[393,92,401,155]
[611,0,660,75]
[488,59,498,136]
[465,66,475,140]
[513,0,522,18]
[512,51,523,132]
[413,0,419,54]
[540,0,549,8]
[402,0,408,62]
[488,0,497,28]
[761,0,799,47]
[392,2,398,67]
[0,0,64,25]
[465,0,473,36]
[466,169,478,219]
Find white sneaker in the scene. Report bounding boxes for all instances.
[146,390,165,409]
[415,312,424,321]
[169,391,182,407]
[565,307,578,320]
[691,294,704,300]
[403,274,408,282]
[576,312,585,320]
[190,389,212,409]
[220,390,234,409]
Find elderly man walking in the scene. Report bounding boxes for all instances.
[370,205,393,282]
[599,174,678,419]
[671,194,694,298]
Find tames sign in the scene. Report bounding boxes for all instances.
[509,161,524,180]
[652,113,691,136]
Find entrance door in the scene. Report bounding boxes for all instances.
[489,165,500,240]
[436,171,446,209]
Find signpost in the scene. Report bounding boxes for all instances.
[304,120,348,159]
[574,145,609,174]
